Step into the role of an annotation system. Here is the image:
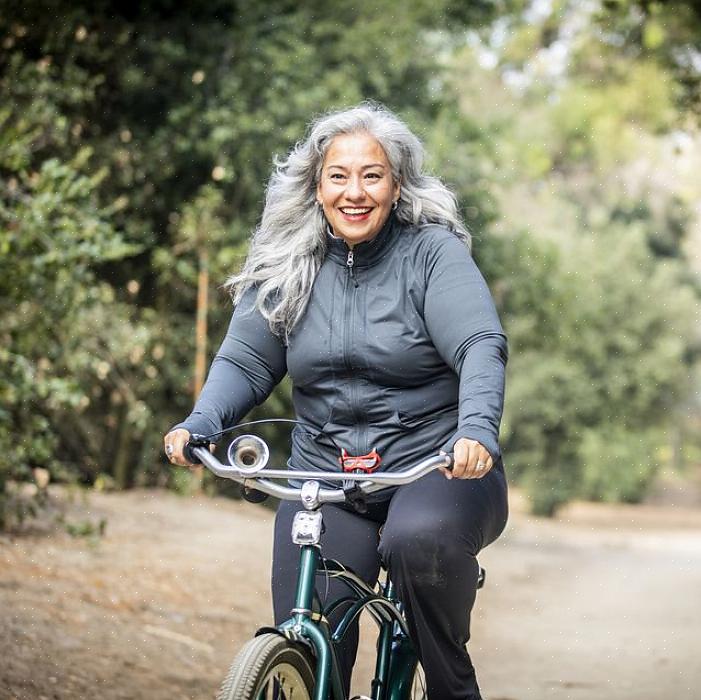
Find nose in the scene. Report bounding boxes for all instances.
[345,175,365,201]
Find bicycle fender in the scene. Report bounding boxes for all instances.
[254,625,306,645]
[255,624,322,658]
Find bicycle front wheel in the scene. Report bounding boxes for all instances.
[217,633,315,700]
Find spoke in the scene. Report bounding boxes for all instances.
[258,662,310,700]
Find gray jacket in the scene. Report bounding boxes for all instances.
[176,215,508,475]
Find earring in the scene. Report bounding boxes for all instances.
[392,200,398,211]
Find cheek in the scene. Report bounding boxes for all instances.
[379,185,395,207]
[319,185,340,206]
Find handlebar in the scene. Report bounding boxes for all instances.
[191,444,453,507]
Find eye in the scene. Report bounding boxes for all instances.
[329,172,347,181]
[365,172,381,180]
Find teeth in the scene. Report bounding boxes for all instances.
[341,207,372,214]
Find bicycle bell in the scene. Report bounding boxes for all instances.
[227,434,270,475]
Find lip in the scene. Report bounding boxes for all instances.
[338,206,374,222]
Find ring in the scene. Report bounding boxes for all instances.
[166,444,174,456]
[476,461,486,470]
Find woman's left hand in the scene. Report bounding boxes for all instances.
[441,438,493,480]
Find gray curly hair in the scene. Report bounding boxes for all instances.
[227,102,469,335]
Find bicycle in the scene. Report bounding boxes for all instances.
[188,427,485,700]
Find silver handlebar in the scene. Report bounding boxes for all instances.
[191,444,453,506]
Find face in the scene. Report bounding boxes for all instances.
[316,132,400,248]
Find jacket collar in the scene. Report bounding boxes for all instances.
[326,213,401,267]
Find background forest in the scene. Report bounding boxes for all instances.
[1,0,699,522]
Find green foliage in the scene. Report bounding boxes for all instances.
[594,1,701,118]
[578,425,661,504]
[0,477,50,531]
[455,0,701,514]
[0,136,148,484]
[167,467,202,498]
[58,514,107,539]
[493,229,696,514]
[0,0,512,525]
[1,0,698,524]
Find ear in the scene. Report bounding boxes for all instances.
[393,179,401,202]
[316,181,323,205]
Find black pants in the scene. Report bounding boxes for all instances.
[272,467,508,700]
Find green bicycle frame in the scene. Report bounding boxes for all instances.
[278,542,421,700]
[279,545,345,700]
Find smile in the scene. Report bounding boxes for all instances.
[339,207,373,215]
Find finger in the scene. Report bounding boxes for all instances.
[164,429,194,467]
[468,449,494,480]
[459,441,483,479]
[450,439,471,479]
[171,439,189,466]
[164,432,180,462]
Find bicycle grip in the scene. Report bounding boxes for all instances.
[183,434,210,465]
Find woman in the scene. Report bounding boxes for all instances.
[164,102,508,700]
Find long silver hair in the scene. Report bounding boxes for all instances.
[227,102,470,335]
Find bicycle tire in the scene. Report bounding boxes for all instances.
[216,633,315,700]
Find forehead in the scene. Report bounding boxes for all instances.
[323,132,390,168]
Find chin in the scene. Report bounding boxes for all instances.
[346,232,374,246]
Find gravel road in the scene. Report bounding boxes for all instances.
[1,486,699,699]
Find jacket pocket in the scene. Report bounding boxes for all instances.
[395,410,435,430]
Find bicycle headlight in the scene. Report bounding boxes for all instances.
[291,511,323,546]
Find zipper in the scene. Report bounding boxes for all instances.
[346,249,359,287]
[341,250,363,455]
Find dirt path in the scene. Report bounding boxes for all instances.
[1,487,700,700]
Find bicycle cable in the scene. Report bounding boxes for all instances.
[197,417,342,450]
[193,417,304,443]
[319,554,332,612]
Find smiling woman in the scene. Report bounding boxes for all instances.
[164,102,509,700]
[316,132,400,247]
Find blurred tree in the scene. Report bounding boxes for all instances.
[447,0,701,513]
[482,228,696,515]
[0,145,148,521]
[4,0,696,522]
[0,0,514,523]
[595,0,701,120]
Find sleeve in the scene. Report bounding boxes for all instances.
[421,230,508,461]
[172,286,287,439]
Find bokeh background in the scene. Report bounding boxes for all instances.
[2,2,701,699]
[2,0,699,519]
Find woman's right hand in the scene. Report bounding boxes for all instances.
[163,428,196,468]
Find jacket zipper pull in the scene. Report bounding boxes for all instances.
[346,250,359,287]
